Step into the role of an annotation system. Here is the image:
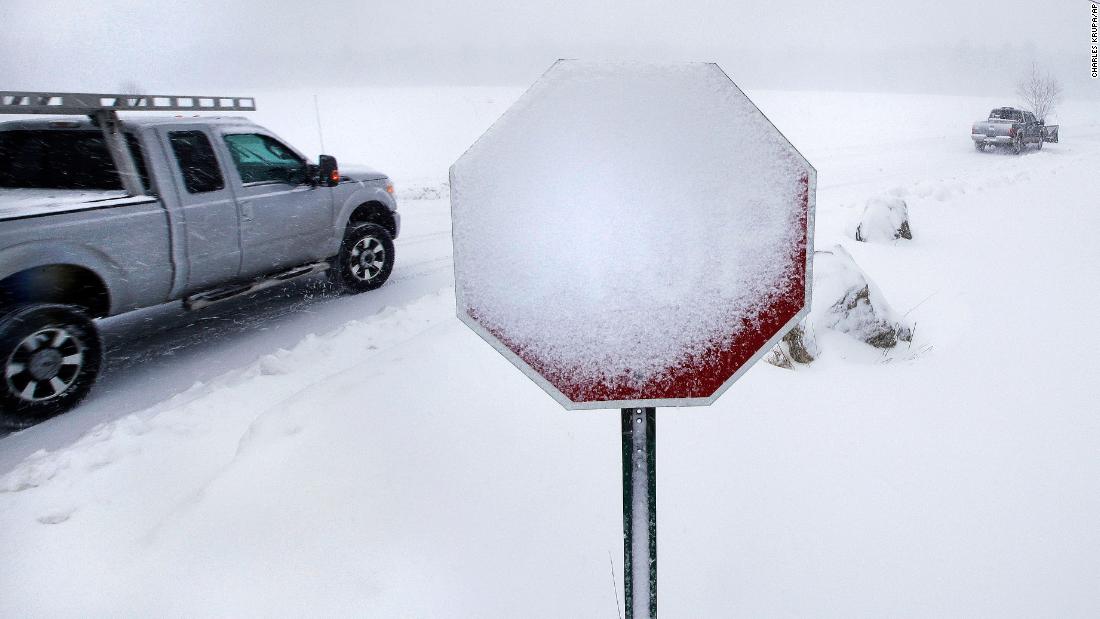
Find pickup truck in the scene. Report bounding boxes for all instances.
[0,97,400,427]
[971,106,1059,154]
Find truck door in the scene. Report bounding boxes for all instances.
[161,127,243,292]
[217,131,334,278]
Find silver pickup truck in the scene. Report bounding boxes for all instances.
[971,106,1059,154]
[0,92,400,426]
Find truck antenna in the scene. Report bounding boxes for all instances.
[313,94,327,153]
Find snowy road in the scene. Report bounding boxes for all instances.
[2,89,1099,617]
[0,200,454,469]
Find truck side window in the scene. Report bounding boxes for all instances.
[0,129,152,192]
[223,133,307,185]
[169,131,225,194]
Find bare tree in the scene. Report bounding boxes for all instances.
[1016,64,1062,122]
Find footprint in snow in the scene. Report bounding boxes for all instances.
[36,506,76,525]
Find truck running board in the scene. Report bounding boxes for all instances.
[183,261,331,311]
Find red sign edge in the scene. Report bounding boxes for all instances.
[452,168,817,411]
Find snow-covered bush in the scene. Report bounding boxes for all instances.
[766,323,819,369]
[765,347,794,369]
[781,323,819,363]
[811,245,912,348]
[852,197,912,243]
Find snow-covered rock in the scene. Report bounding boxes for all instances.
[811,245,912,348]
[771,245,911,363]
[852,197,912,243]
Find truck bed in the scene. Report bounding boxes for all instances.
[0,192,174,315]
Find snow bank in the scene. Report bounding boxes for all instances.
[0,289,455,518]
[0,288,625,617]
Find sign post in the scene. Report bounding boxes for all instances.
[450,60,815,616]
[622,407,657,618]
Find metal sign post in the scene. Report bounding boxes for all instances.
[622,407,657,619]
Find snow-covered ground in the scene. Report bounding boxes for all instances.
[2,87,1099,617]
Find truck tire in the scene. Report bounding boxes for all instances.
[1036,134,1043,150]
[0,304,102,428]
[974,142,985,152]
[330,223,395,293]
[1012,135,1023,155]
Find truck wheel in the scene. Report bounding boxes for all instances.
[974,143,985,152]
[1036,135,1043,150]
[1012,135,1023,155]
[330,223,395,293]
[0,304,102,429]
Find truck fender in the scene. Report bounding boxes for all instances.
[335,184,398,238]
[0,241,129,315]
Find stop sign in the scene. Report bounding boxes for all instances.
[450,60,815,409]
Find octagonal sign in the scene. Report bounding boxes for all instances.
[450,60,815,410]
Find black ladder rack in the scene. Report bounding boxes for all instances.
[0,92,255,115]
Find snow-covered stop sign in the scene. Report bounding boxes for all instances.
[451,61,815,409]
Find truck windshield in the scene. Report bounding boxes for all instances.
[0,129,151,192]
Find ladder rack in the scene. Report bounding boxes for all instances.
[0,91,257,196]
[0,91,256,115]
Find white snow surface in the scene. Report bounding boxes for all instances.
[1,87,1099,617]
[451,61,812,388]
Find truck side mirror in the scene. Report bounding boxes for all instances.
[318,155,339,187]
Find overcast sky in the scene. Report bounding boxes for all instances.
[2,0,1095,96]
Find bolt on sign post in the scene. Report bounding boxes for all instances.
[450,60,815,617]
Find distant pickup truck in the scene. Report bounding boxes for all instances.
[0,92,400,426]
[971,106,1059,154]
